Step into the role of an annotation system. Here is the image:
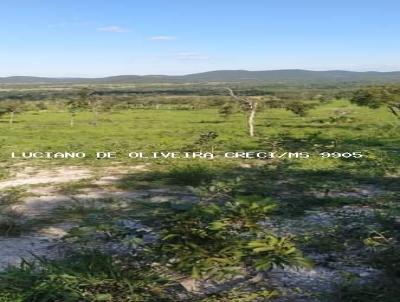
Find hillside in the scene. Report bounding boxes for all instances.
[2,69,400,84]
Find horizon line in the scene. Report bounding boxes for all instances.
[2,68,400,79]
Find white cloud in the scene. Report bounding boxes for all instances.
[97,25,130,33]
[148,35,177,41]
[175,52,209,60]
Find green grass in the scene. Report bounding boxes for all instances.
[0,100,398,168]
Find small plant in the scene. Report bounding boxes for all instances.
[247,234,309,271]
[193,131,219,153]
[166,164,214,186]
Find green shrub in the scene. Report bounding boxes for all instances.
[157,199,308,281]
[166,165,214,186]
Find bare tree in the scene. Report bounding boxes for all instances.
[224,88,317,137]
[66,99,80,127]
[225,88,258,137]
[67,87,99,127]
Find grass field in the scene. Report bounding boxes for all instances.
[0,99,397,162]
[0,97,399,301]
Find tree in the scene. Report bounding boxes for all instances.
[78,87,100,126]
[218,102,235,120]
[284,101,316,117]
[66,99,81,127]
[35,102,48,111]
[225,88,315,137]
[67,88,99,127]
[0,101,22,125]
[350,86,400,118]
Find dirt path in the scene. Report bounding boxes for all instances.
[0,166,92,190]
[0,164,199,270]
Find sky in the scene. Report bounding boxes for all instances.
[0,0,400,77]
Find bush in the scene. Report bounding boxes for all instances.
[166,165,214,186]
[157,199,308,281]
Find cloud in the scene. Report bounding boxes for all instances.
[97,25,130,33]
[148,35,177,41]
[175,52,209,60]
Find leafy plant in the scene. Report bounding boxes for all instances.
[247,234,310,271]
[157,199,307,281]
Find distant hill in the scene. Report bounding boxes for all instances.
[2,70,400,84]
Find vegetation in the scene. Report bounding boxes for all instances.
[0,81,399,301]
[351,85,400,118]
